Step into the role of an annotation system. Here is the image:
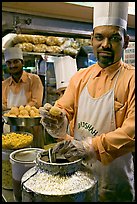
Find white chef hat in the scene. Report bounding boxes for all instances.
[54,56,77,90]
[4,47,23,62]
[93,2,129,30]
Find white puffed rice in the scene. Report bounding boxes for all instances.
[24,171,95,195]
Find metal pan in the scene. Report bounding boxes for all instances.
[2,113,41,127]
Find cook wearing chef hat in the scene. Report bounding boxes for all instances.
[3,46,43,110]
[93,2,129,30]
[4,47,23,62]
[2,47,43,132]
[91,2,130,68]
[40,2,135,202]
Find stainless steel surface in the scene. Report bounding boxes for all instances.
[3,114,41,126]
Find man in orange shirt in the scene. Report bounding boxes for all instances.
[40,2,135,202]
[2,47,43,111]
[2,47,44,143]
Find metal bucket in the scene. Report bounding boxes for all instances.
[10,148,44,202]
[21,150,98,202]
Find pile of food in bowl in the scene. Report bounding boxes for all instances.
[3,105,40,118]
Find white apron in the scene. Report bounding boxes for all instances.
[74,70,134,202]
[7,88,27,109]
[3,88,27,133]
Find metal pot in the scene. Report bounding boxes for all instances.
[21,150,98,202]
[10,147,44,202]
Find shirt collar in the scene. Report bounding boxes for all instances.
[9,71,28,85]
[21,71,29,82]
[92,59,122,80]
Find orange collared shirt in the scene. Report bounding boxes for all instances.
[55,60,135,164]
[2,71,44,109]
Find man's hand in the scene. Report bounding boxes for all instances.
[52,137,97,162]
[39,103,68,139]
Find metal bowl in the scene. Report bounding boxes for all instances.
[36,150,82,175]
[2,113,41,127]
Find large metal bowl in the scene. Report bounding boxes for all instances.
[2,113,41,127]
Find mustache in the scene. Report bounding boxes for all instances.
[9,66,18,69]
[98,48,113,52]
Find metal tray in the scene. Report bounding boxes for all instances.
[2,114,41,127]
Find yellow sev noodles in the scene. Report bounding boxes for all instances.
[2,132,33,149]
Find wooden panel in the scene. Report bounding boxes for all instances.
[2,2,135,29]
[127,14,135,29]
[2,2,94,23]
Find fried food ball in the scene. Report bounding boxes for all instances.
[19,109,29,116]
[30,110,36,117]
[24,105,31,112]
[9,106,19,116]
[3,105,40,118]
[30,106,40,114]
[33,109,39,114]
[19,105,25,111]
[31,106,37,111]
[49,106,62,117]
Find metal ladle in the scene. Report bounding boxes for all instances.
[48,148,56,163]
